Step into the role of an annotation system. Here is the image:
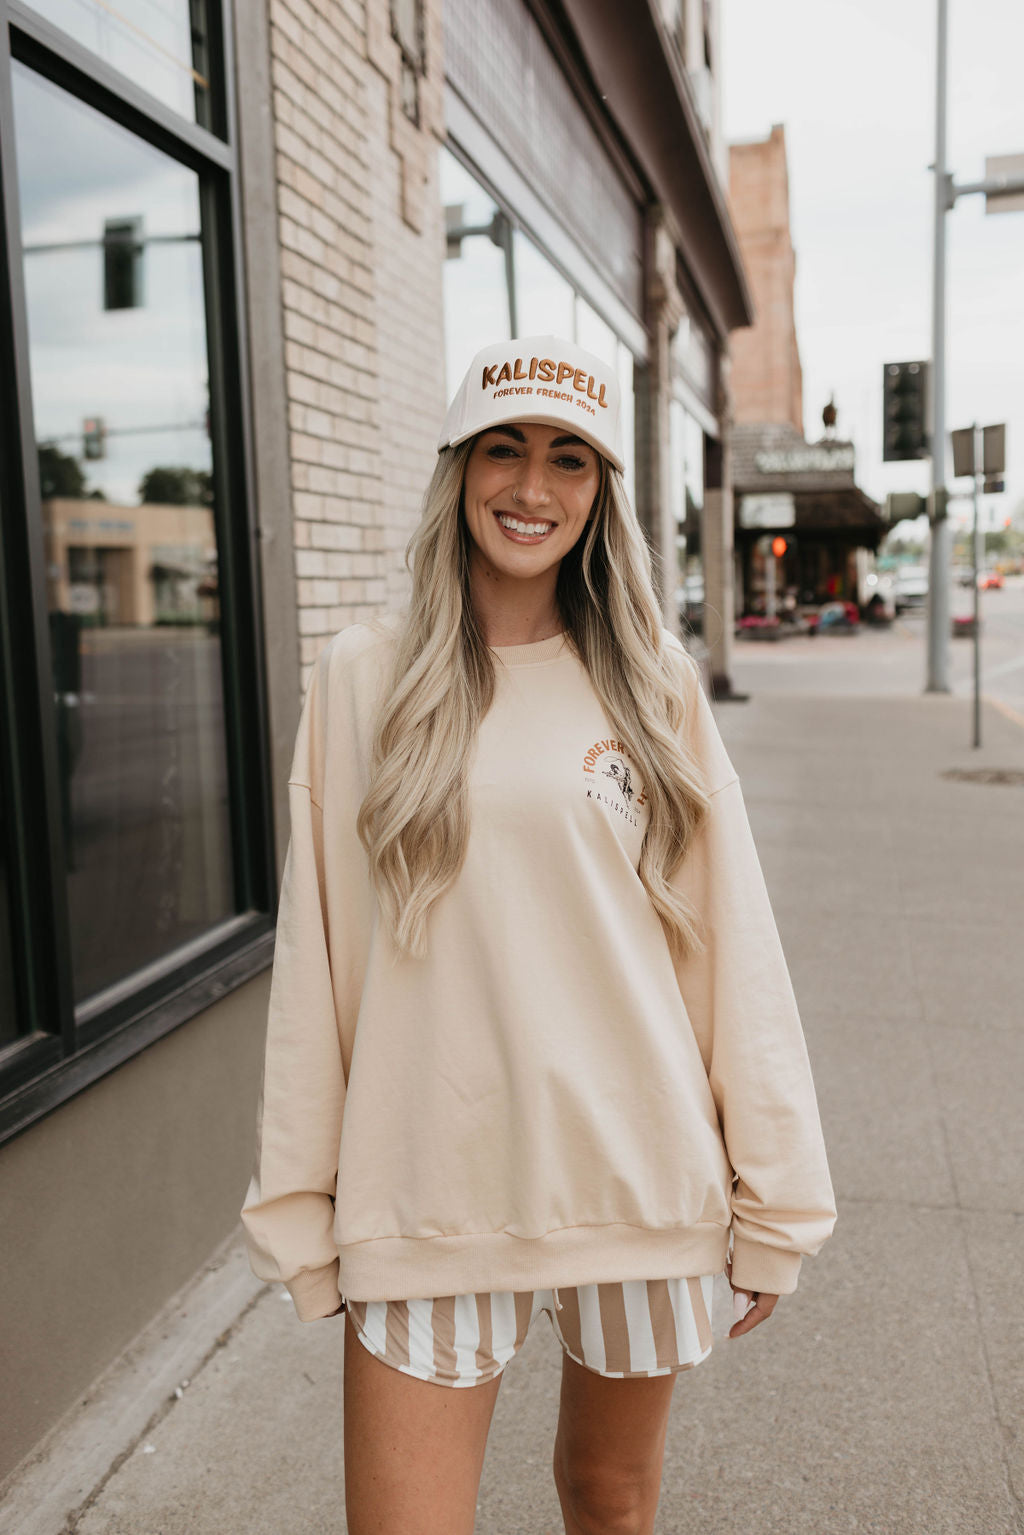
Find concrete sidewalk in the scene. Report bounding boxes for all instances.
[5,677,1022,1534]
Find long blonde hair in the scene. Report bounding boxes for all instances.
[355,440,712,961]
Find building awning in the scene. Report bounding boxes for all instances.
[732,422,885,546]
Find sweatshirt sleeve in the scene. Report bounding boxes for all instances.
[240,647,347,1322]
[668,644,837,1296]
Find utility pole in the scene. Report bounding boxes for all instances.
[951,420,1006,750]
[925,0,1024,695]
[926,0,951,692]
[970,423,982,746]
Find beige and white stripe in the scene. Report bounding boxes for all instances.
[345,1276,716,1388]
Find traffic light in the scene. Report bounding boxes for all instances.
[103,217,143,310]
[883,361,929,461]
[82,416,106,460]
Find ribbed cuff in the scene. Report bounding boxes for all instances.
[729,1237,802,1296]
[286,1259,342,1321]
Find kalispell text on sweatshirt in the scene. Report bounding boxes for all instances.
[240,619,836,1321]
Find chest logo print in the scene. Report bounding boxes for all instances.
[602,756,634,802]
[582,738,648,829]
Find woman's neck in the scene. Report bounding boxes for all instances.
[469,579,563,648]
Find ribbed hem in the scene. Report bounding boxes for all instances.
[286,1259,343,1321]
[489,632,568,666]
[335,1223,731,1302]
[729,1237,803,1296]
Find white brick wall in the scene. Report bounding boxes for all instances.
[267,0,447,681]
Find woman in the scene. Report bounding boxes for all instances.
[241,334,836,1535]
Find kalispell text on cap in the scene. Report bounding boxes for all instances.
[438,334,624,473]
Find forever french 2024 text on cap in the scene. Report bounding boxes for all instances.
[438,334,625,474]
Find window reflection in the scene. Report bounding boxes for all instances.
[616,344,636,504]
[514,232,574,339]
[575,297,618,369]
[441,150,509,398]
[13,63,233,1004]
[0,816,18,1046]
[21,0,212,126]
[671,399,705,634]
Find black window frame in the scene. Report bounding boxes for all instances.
[0,0,277,1144]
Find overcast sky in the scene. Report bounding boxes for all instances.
[721,0,1024,534]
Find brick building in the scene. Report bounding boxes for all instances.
[726,123,883,616]
[0,0,752,1478]
[728,123,803,434]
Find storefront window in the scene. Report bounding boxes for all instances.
[0,833,17,1047]
[671,399,707,631]
[514,232,574,339]
[616,344,637,505]
[12,62,233,1003]
[20,0,213,126]
[441,150,509,398]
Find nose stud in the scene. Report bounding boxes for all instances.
[512,488,520,503]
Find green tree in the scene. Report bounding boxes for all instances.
[138,466,213,506]
[37,443,87,499]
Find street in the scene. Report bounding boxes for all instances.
[725,573,1024,722]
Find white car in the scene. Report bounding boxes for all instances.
[894,565,929,612]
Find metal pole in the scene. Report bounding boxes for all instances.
[926,0,952,692]
[972,423,982,747]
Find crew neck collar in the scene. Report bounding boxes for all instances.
[488,632,569,667]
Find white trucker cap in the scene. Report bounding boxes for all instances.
[438,334,624,473]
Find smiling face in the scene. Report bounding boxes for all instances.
[461,423,603,592]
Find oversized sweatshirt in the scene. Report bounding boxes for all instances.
[240,619,836,1322]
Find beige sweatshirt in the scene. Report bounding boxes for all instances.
[241,620,836,1322]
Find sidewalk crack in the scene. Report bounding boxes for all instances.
[59,1284,270,1534]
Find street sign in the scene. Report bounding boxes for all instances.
[951,422,1006,477]
[984,154,1024,214]
[983,423,1005,475]
[885,491,927,522]
[739,493,795,529]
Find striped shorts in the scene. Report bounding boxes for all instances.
[344,1275,716,1388]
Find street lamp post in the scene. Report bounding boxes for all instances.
[926,0,951,693]
[926,0,1024,695]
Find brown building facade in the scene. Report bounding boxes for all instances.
[728,123,803,435]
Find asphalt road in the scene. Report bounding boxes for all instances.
[727,572,1024,724]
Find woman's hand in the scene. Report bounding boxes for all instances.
[725,1258,779,1339]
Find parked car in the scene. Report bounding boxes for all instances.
[979,570,1004,590]
[894,564,929,612]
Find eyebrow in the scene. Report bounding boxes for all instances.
[485,426,590,449]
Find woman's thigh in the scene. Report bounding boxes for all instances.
[552,1351,678,1533]
[343,1310,503,1535]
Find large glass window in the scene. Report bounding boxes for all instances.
[19,0,213,125]
[13,64,232,1002]
[671,398,706,633]
[0,6,269,1135]
[441,152,509,396]
[514,231,574,339]
[0,826,17,1047]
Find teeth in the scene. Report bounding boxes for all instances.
[497,514,553,536]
